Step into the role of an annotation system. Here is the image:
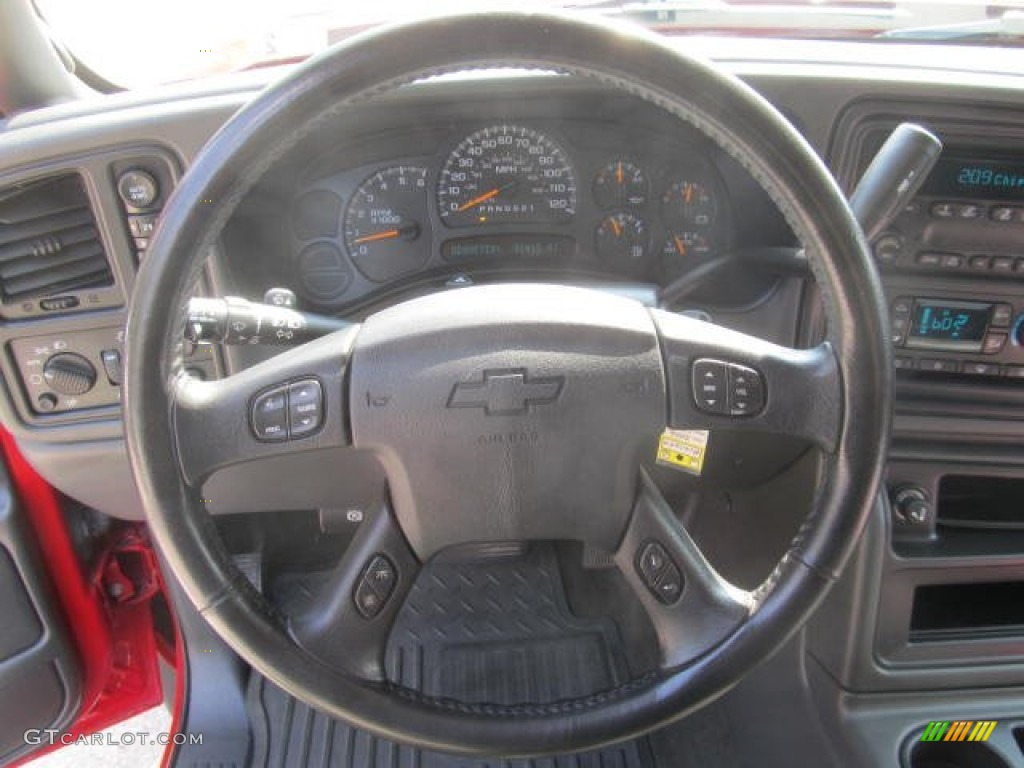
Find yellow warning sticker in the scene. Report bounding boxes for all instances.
[656,429,709,475]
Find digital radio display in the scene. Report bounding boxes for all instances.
[922,156,1024,201]
[906,299,992,352]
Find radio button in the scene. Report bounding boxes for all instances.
[1015,258,1024,273]
[1005,365,1024,379]
[930,202,956,219]
[991,206,1018,223]
[919,358,958,373]
[940,253,964,270]
[991,257,1014,273]
[982,333,1007,355]
[915,252,942,267]
[991,304,1013,328]
[963,362,1000,377]
[893,356,916,371]
[968,255,991,271]
[892,297,913,316]
[958,204,984,220]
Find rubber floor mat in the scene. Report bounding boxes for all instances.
[248,544,654,767]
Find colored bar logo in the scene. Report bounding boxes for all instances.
[921,721,997,742]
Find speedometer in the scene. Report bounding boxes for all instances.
[438,125,577,227]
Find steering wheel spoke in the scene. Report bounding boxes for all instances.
[615,472,751,669]
[289,501,419,682]
[652,308,842,452]
[172,325,358,486]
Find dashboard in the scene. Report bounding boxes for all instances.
[3,36,1024,766]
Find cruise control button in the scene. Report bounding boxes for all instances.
[365,555,396,598]
[692,359,728,415]
[354,554,397,619]
[727,363,765,416]
[251,386,288,441]
[288,378,323,437]
[354,581,385,619]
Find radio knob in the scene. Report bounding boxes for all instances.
[43,353,97,396]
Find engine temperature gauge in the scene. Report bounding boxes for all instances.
[593,161,647,209]
[595,212,647,266]
[663,231,712,260]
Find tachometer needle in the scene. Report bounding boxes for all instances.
[456,181,515,212]
[352,222,419,244]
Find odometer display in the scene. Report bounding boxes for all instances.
[438,125,577,227]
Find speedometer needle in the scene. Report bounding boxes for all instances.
[456,182,515,212]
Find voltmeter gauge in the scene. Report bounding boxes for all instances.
[595,212,647,266]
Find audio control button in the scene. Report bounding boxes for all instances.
[991,304,1013,328]
[983,333,1007,355]
[963,362,1000,377]
[1005,366,1024,379]
[991,257,1014,273]
[968,255,991,271]
[919,358,958,373]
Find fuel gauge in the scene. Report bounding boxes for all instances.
[593,161,648,209]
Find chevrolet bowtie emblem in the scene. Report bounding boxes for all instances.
[447,368,564,416]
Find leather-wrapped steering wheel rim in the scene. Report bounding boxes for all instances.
[124,11,891,757]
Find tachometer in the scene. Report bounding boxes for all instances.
[438,125,577,227]
[344,165,428,283]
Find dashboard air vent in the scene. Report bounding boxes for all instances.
[0,174,113,310]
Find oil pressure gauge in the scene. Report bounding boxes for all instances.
[593,160,648,209]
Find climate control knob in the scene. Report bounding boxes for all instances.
[43,353,97,396]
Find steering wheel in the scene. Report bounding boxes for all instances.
[124,11,890,757]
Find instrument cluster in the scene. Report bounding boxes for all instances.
[286,121,733,308]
